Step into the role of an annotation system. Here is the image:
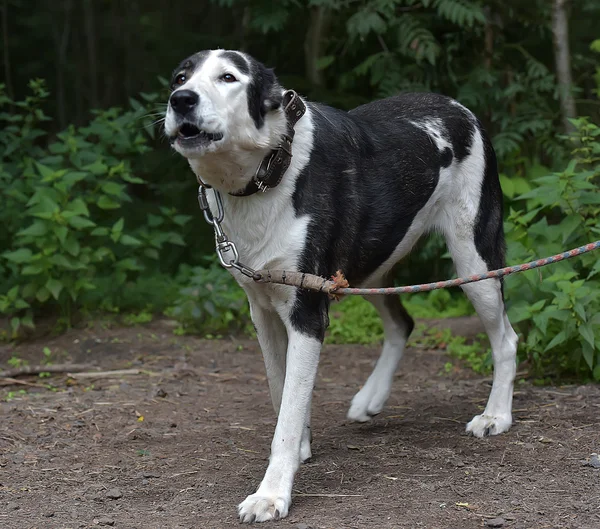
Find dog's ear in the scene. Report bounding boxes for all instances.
[247,64,283,129]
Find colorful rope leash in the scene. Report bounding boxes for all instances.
[253,240,600,296]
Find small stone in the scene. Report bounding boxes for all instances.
[152,387,167,398]
[96,517,115,526]
[7,502,19,511]
[296,524,311,529]
[589,453,600,469]
[141,472,160,479]
[485,518,505,528]
[106,488,123,500]
[44,512,55,518]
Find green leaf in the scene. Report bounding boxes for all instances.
[84,159,108,175]
[119,234,143,246]
[34,161,56,179]
[62,237,81,257]
[67,216,96,229]
[112,217,125,233]
[97,196,121,209]
[45,278,64,300]
[147,214,164,227]
[173,214,192,226]
[3,248,33,264]
[582,342,594,370]
[36,287,50,303]
[544,330,568,352]
[316,55,335,70]
[499,174,515,198]
[66,198,90,216]
[579,323,595,349]
[17,221,48,237]
[22,264,44,275]
[101,182,125,196]
[51,254,85,270]
[53,225,68,244]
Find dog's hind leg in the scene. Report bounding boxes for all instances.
[445,232,518,436]
[347,286,414,422]
[442,129,518,437]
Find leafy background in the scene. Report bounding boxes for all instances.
[1,0,600,381]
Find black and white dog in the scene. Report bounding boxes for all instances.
[165,49,518,523]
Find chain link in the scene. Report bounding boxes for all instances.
[197,185,257,278]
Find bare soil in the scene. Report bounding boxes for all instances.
[1,318,599,529]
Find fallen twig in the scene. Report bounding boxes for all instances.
[0,377,46,388]
[68,368,144,379]
[0,364,94,378]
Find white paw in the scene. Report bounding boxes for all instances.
[466,413,512,437]
[238,492,291,523]
[347,382,390,422]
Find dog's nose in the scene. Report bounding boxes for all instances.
[170,90,199,115]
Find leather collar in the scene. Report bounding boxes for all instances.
[230,90,306,197]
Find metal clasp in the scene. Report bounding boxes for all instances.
[197,183,257,278]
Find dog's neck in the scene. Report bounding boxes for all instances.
[188,105,289,195]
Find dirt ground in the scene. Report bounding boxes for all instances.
[0,317,599,529]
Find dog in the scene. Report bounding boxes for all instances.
[164,49,519,523]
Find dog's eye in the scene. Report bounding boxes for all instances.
[174,74,186,86]
[221,73,237,83]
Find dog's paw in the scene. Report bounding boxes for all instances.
[347,383,390,422]
[466,413,512,437]
[238,493,291,523]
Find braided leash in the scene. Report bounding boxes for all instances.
[253,240,600,296]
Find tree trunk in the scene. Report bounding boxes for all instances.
[552,0,577,132]
[83,0,99,109]
[1,0,13,98]
[53,0,74,128]
[304,6,329,87]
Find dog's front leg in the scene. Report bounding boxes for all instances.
[238,326,322,523]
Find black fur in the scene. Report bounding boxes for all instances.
[246,60,283,129]
[170,51,209,89]
[219,50,250,75]
[474,128,506,273]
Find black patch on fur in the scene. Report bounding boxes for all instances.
[440,147,453,168]
[474,124,506,291]
[219,50,250,75]
[384,293,415,337]
[246,59,283,129]
[170,51,209,89]
[290,290,330,343]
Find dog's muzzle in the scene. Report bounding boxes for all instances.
[168,90,224,145]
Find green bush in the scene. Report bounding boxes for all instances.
[504,117,600,380]
[0,80,189,336]
[165,259,251,336]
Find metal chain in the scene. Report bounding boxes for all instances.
[197,185,257,278]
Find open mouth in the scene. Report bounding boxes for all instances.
[176,123,224,143]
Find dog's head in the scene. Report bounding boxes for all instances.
[165,50,284,160]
